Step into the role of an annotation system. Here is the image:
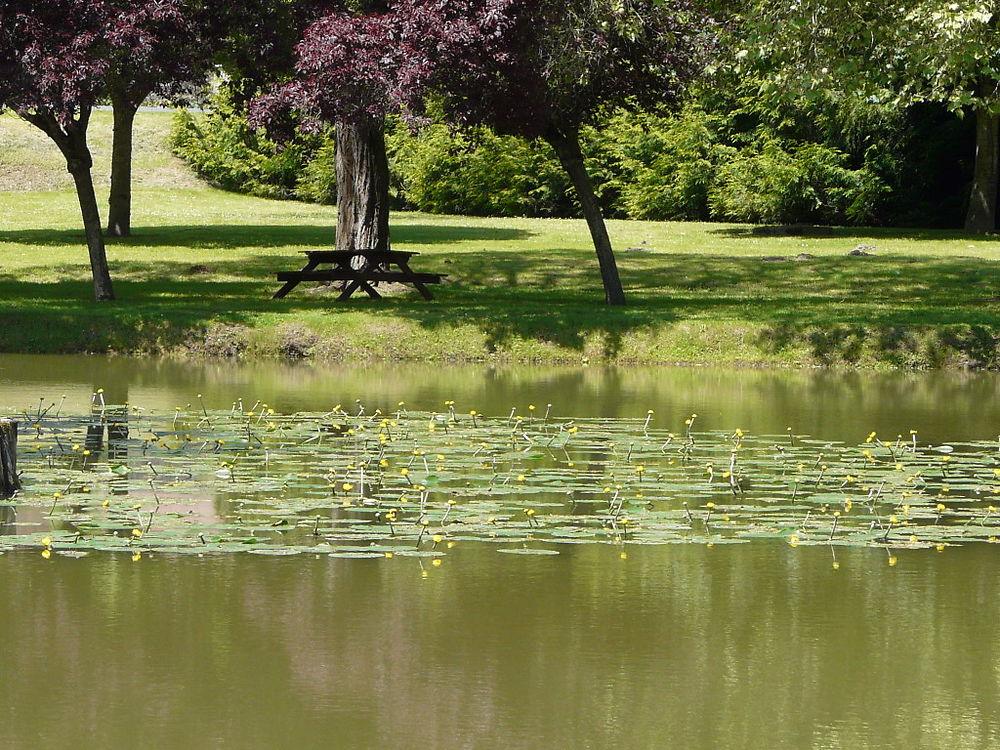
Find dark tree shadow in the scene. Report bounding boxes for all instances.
[3,239,1000,363]
[710,224,1000,243]
[0,223,534,249]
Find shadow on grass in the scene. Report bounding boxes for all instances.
[2,246,1000,363]
[0,223,535,249]
[709,224,1000,243]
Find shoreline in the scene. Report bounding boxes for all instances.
[1,316,997,371]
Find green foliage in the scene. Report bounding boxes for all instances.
[601,110,731,220]
[171,83,970,227]
[709,140,884,225]
[169,93,334,203]
[295,139,338,205]
[737,0,1000,114]
[387,123,578,217]
[385,107,894,224]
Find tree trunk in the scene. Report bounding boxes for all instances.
[22,108,115,301]
[336,117,390,254]
[0,419,20,498]
[965,108,1000,234]
[69,160,116,301]
[336,121,358,252]
[545,127,626,306]
[108,96,138,238]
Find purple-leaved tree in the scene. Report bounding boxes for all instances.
[0,0,117,300]
[254,0,715,305]
[250,0,393,255]
[0,0,215,297]
[327,0,391,254]
[104,1,212,237]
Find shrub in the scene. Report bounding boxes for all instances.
[387,123,580,217]
[170,92,333,203]
[295,139,338,205]
[170,88,966,227]
[709,140,885,225]
[601,110,731,221]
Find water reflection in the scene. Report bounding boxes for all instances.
[0,504,14,534]
[2,355,1000,444]
[0,544,997,749]
[2,356,1000,748]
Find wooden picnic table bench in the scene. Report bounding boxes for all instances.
[272,249,445,301]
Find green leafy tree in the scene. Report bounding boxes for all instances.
[736,0,999,232]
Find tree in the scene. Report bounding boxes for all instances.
[0,0,116,300]
[411,0,714,305]
[737,0,1000,233]
[335,116,391,252]
[103,1,213,237]
[332,0,391,254]
[227,0,393,254]
[254,0,715,305]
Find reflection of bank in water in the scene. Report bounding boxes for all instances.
[85,404,130,496]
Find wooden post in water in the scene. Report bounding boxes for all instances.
[0,419,20,498]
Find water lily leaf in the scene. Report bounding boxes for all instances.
[497,548,560,555]
[327,551,387,559]
[248,548,303,556]
[393,550,445,558]
[10,404,1000,554]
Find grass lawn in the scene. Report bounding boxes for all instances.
[3,110,1000,368]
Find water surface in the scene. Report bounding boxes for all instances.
[3,354,1000,442]
[1,355,998,749]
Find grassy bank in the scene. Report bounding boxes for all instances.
[3,111,1000,368]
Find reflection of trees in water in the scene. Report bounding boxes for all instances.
[1,547,999,747]
[8,355,1000,445]
[0,504,15,535]
[233,546,1000,749]
[84,387,130,496]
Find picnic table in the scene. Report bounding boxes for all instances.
[272,249,444,301]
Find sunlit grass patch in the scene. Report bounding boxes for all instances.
[3,111,1000,366]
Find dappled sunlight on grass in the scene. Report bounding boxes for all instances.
[3,207,1000,363]
[3,115,1000,365]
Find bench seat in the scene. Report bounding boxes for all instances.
[275,271,446,284]
[299,250,418,262]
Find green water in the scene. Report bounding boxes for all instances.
[3,354,1000,442]
[1,355,999,749]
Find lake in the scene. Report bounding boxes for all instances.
[1,355,998,749]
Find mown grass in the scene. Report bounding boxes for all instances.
[3,110,1000,367]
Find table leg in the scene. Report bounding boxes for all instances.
[338,279,362,301]
[359,280,383,299]
[272,259,320,299]
[397,261,435,301]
